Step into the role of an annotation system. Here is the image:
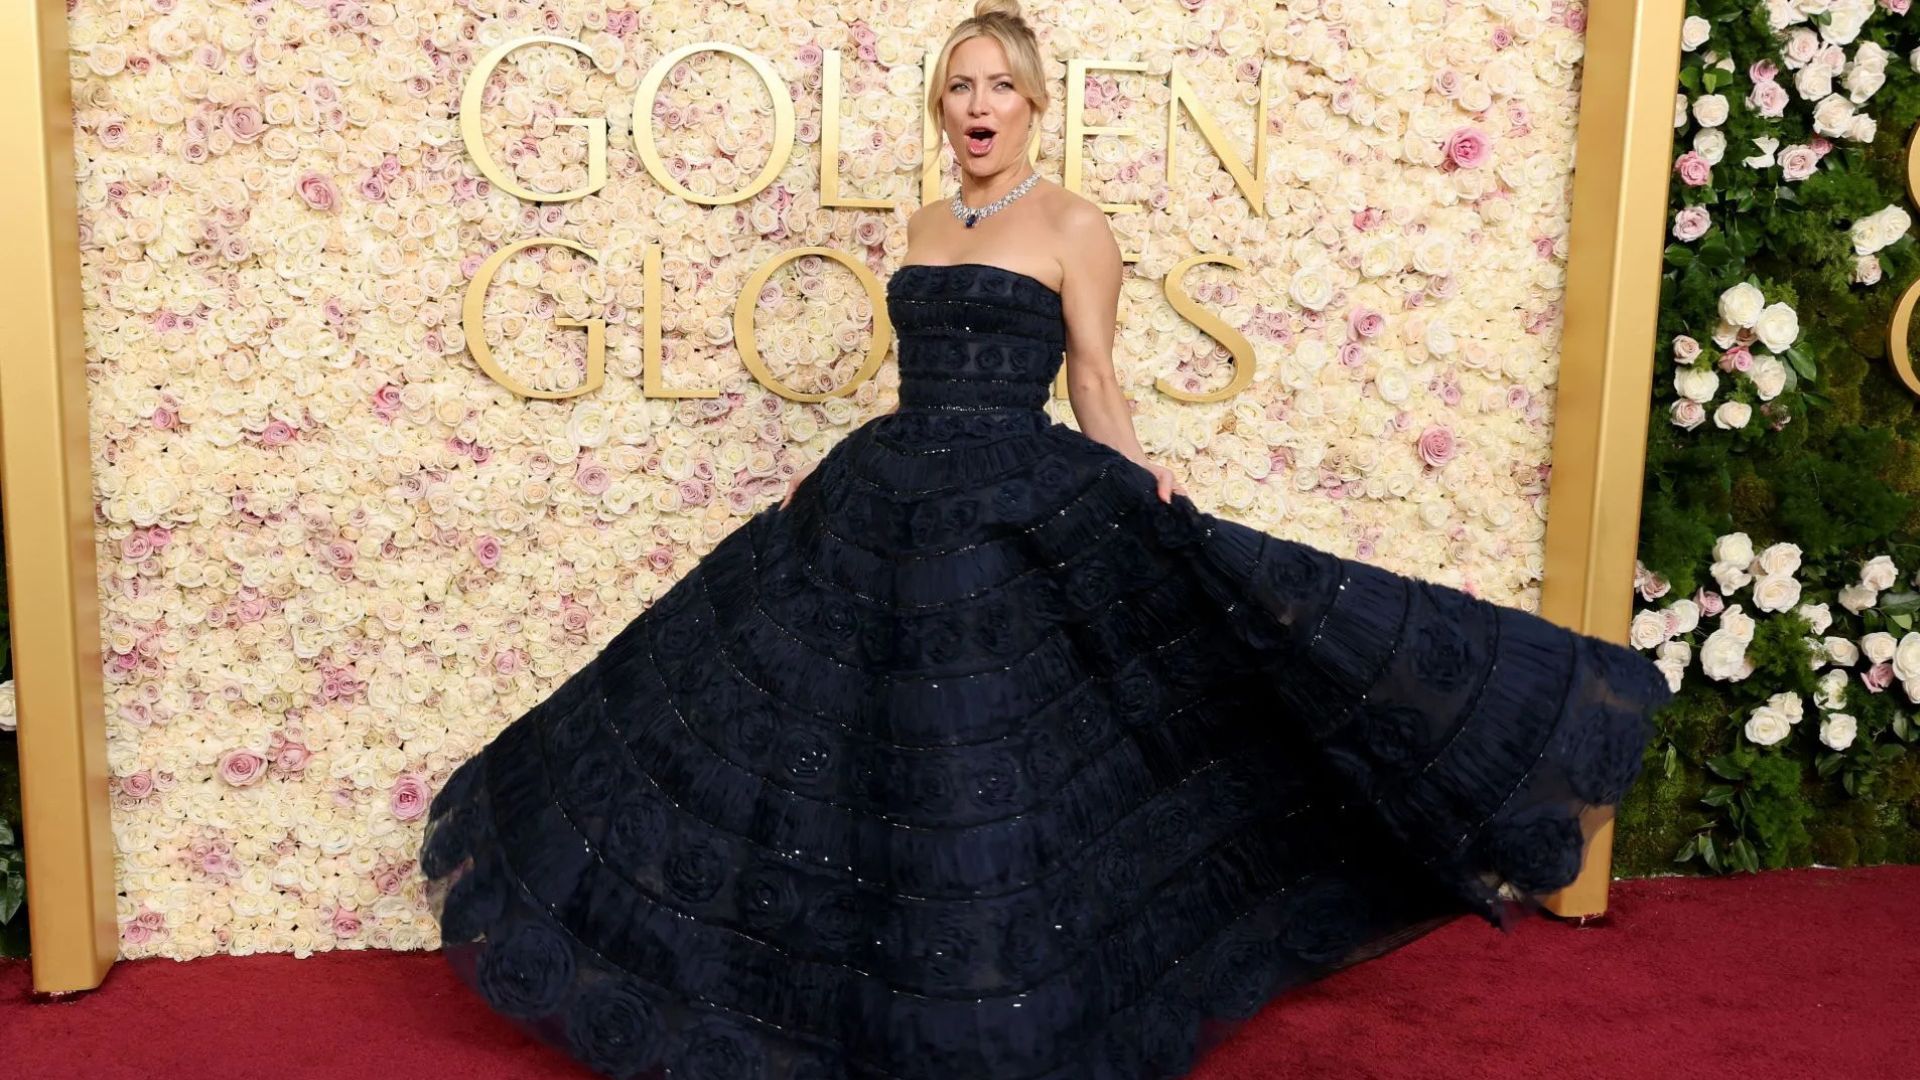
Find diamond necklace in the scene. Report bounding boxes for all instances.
[950,170,1039,229]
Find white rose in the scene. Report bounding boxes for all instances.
[1654,657,1687,693]
[1907,676,1920,705]
[1674,365,1720,403]
[1717,281,1766,328]
[1691,94,1730,128]
[1667,598,1702,636]
[1813,93,1857,137]
[1630,610,1673,649]
[1846,113,1877,144]
[1769,691,1805,725]
[1753,302,1800,352]
[1892,631,1920,681]
[1721,604,1757,642]
[1657,640,1693,669]
[1680,15,1712,50]
[1714,532,1756,567]
[1797,602,1833,634]
[1289,264,1335,311]
[1712,560,1754,595]
[1749,355,1788,401]
[1838,582,1880,614]
[1860,554,1899,590]
[1816,667,1851,709]
[1861,631,1898,663]
[1675,92,1689,129]
[1852,205,1912,256]
[1694,128,1728,165]
[1754,542,1803,578]
[1752,572,1802,613]
[1819,713,1857,751]
[1744,704,1791,745]
[1700,628,1755,681]
[1713,401,1753,429]
[1795,65,1834,101]
[1744,136,1781,169]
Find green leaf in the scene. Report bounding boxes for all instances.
[1705,753,1746,780]
[1879,591,1920,615]
[1843,770,1859,796]
[1701,833,1720,871]
[1732,836,1760,874]
[1701,784,1736,807]
[1665,243,1696,268]
[1679,67,1702,93]
[1674,835,1699,863]
[1816,751,1846,776]
[1895,613,1914,631]
[1895,713,1911,740]
[1664,742,1679,778]
[1785,348,1818,381]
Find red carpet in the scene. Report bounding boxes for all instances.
[3,865,1915,1079]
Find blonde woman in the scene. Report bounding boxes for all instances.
[419,2,1672,1077]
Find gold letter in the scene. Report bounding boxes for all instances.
[459,36,607,203]
[1888,122,1920,397]
[1063,58,1146,215]
[734,247,893,402]
[462,237,606,400]
[639,242,717,399]
[635,42,795,206]
[1156,253,1256,403]
[1167,64,1270,217]
[822,50,892,210]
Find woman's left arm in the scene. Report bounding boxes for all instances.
[1058,203,1188,503]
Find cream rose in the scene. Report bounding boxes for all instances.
[1717,282,1765,328]
[1819,713,1857,751]
[1860,555,1900,591]
[1861,631,1898,664]
[1744,703,1791,746]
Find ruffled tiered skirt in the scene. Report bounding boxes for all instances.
[419,406,1671,1080]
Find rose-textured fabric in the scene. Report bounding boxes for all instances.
[417,262,1673,1080]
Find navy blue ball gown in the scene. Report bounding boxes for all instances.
[417,260,1673,1080]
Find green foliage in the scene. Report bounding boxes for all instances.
[1627,6,1920,879]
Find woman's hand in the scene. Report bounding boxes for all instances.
[779,460,817,510]
[1140,459,1188,504]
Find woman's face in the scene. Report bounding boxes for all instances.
[940,35,1033,178]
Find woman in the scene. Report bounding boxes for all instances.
[418,2,1672,1078]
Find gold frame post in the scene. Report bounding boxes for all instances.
[1,0,117,989]
[1537,0,1687,917]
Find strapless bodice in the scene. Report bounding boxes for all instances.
[885,262,1066,412]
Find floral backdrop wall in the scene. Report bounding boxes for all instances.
[70,0,1593,960]
[1620,0,1920,878]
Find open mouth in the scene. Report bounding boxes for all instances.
[965,127,996,155]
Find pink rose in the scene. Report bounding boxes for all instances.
[274,741,310,774]
[1779,145,1819,181]
[1347,306,1385,339]
[1490,25,1514,48]
[225,105,264,141]
[1718,345,1752,372]
[1673,335,1701,363]
[152,406,178,429]
[1445,127,1490,168]
[561,605,592,633]
[296,171,340,211]
[218,749,267,787]
[1673,151,1711,187]
[120,770,155,800]
[390,774,430,820]
[1416,425,1457,467]
[1748,59,1779,83]
[1748,80,1789,119]
[1672,206,1711,242]
[1670,399,1706,430]
[261,419,295,446]
[1338,342,1366,367]
[331,908,362,938]
[474,534,503,568]
[1863,661,1894,693]
[122,532,153,560]
[1695,588,1724,616]
[575,462,611,495]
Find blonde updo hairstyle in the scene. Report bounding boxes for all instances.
[924,0,1050,134]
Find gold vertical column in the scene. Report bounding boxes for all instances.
[1537,0,1686,918]
[0,1,117,988]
